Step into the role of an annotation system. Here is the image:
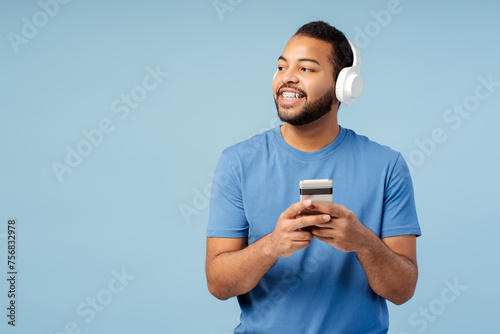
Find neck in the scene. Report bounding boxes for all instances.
[280,109,340,152]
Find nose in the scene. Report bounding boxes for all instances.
[279,68,299,84]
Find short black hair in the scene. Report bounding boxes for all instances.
[294,21,353,81]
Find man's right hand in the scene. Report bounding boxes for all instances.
[266,199,331,258]
[206,200,330,300]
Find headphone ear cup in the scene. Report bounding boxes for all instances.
[335,67,350,104]
[335,39,363,105]
[335,67,363,105]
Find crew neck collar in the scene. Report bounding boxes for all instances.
[272,125,347,161]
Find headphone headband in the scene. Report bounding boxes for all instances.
[348,39,360,70]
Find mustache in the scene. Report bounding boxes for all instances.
[276,84,307,97]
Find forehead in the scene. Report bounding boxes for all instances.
[280,35,333,66]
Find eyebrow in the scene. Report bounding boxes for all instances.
[278,56,320,66]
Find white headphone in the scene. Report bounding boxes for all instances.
[273,38,363,105]
[335,39,363,105]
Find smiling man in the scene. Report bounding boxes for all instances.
[206,21,421,333]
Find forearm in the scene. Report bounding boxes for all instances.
[356,232,418,305]
[206,234,279,300]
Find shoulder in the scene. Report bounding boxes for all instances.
[221,127,275,161]
[342,128,408,183]
[343,129,415,209]
[344,127,401,164]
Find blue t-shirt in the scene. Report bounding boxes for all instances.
[207,125,421,334]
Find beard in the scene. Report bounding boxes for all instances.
[275,86,336,126]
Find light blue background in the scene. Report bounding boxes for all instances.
[1,0,499,333]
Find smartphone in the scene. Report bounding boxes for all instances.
[299,179,333,214]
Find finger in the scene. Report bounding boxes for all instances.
[293,240,312,250]
[290,230,314,241]
[294,213,331,230]
[308,226,333,238]
[313,235,333,244]
[308,203,346,217]
[282,200,315,219]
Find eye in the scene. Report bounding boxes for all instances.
[278,66,286,71]
[301,67,313,72]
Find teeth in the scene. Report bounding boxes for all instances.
[282,92,303,100]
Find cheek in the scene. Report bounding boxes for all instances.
[309,81,334,99]
[272,79,279,96]
[306,86,321,100]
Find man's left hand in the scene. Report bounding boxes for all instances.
[304,203,372,252]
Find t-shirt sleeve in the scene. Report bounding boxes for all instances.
[380,153,421,238]
[206,151,249,238]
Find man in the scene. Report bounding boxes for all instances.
[206,21,421,333]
